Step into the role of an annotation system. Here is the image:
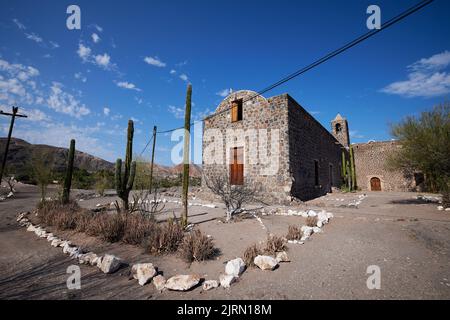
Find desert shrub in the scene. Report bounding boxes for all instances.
[88,213,126,243]
[37,199,81,229]
[178,229,218,263]
[122,214,158,246]
[286,225,302,240]
[243,243,262,267]
[144,219,184,254]
[306,216,318,227]
[264,234,286,255]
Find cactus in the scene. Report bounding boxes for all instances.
[349,145,356,191]
[115,120,136,211]
[181,84,192,228]
[341,150,347,184]
[346,160,351,190]
[62,139,75,204]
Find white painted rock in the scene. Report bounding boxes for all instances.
[100,254,122,274]
[165,274,201,291]
[254,255,278,271]
[301,226,314,238]
[287,240,304,245]
[153,275,166,291]
[307,210,317,217]
[93,256,103,267]
[78,252,97,265]
[59,240,72,248]
[51,239,63,247]
[276,251,290,263]
[437,206,444,211]
[26,225,36,232]
[225,258,246,277]
[202,280,219,291]
[219,274,237,288]
[131,263,157,286]
[312,227,322,234]
[445,208,450,211]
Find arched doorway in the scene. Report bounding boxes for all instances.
[370,177,381,191]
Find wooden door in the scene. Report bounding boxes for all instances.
[230,147,243,185]
[370,177,381,191]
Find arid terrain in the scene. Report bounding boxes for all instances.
[0,183,449,300]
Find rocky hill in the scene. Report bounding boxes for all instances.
[0,138,114,175]
[0,138,202,178]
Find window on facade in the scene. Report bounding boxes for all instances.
[335,123,342,133]
[314,160,319,186]
[231,99,243,122]
[230,147,244,185]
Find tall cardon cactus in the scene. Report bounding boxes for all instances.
[62,139,75,204]
[115,120,136,211]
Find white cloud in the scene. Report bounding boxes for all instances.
[91,33,101,43]
[170,69,176,75]
[12,18,26,30]
[93,24,103,33]
[74,72,87,83]
[77,43,92,62]
[144,56,166,67]
[409,50,450,72]
[103,107,110,116]
[25,33,43,43]
[94,53,111,68]
[116,81,141,91]
[47,82,90,118]
[21,107,50,122]
[350,130,364,139]
[216,88,232,97]
[49,41,60,49]
[179,74,188,82]
[168,105,184,119]
[382,51,450,98]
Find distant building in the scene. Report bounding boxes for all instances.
[202,90,420,204]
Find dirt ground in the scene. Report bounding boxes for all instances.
[0,183,449,300]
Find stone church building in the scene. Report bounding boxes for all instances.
[202,90,418,204]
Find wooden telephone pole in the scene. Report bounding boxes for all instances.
[148,126,157,194]
[181,84,192,228]
[0,106,27,183]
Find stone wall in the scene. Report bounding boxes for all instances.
[202,90,292,204]
[353,141,418,192]
[287,96,345,201]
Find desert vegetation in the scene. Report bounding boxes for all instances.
[35,199,218,262]
[388,102,450,207]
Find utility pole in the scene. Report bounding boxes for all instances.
[0,106,27,183]
[181,84,192,228]
[149,126,157,194]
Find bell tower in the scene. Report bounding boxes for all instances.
[331,113,350,148]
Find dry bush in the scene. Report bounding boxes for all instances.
[88,213,126,243]
[243,243,262,267]
[122,214,157,245]
[306,216,318,227]
[286,225,302,241]
[264,234,286,255]
[178,229,218,263]
[144,219,184,253]
[37,199,82,230]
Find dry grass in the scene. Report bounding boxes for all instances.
[306,216,318,227]
[178,229,218,263]
[243,243,262,267]
[264,234,286,255]
[37,199,220,260]
[286,225,302,241]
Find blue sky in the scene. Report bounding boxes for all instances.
[1,0,449,165]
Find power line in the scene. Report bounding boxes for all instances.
[153,0,433,136]
[139,133,154,156]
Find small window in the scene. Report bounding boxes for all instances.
[314,160,319,186]
[335,123,342,133]
[231,99,243,122]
